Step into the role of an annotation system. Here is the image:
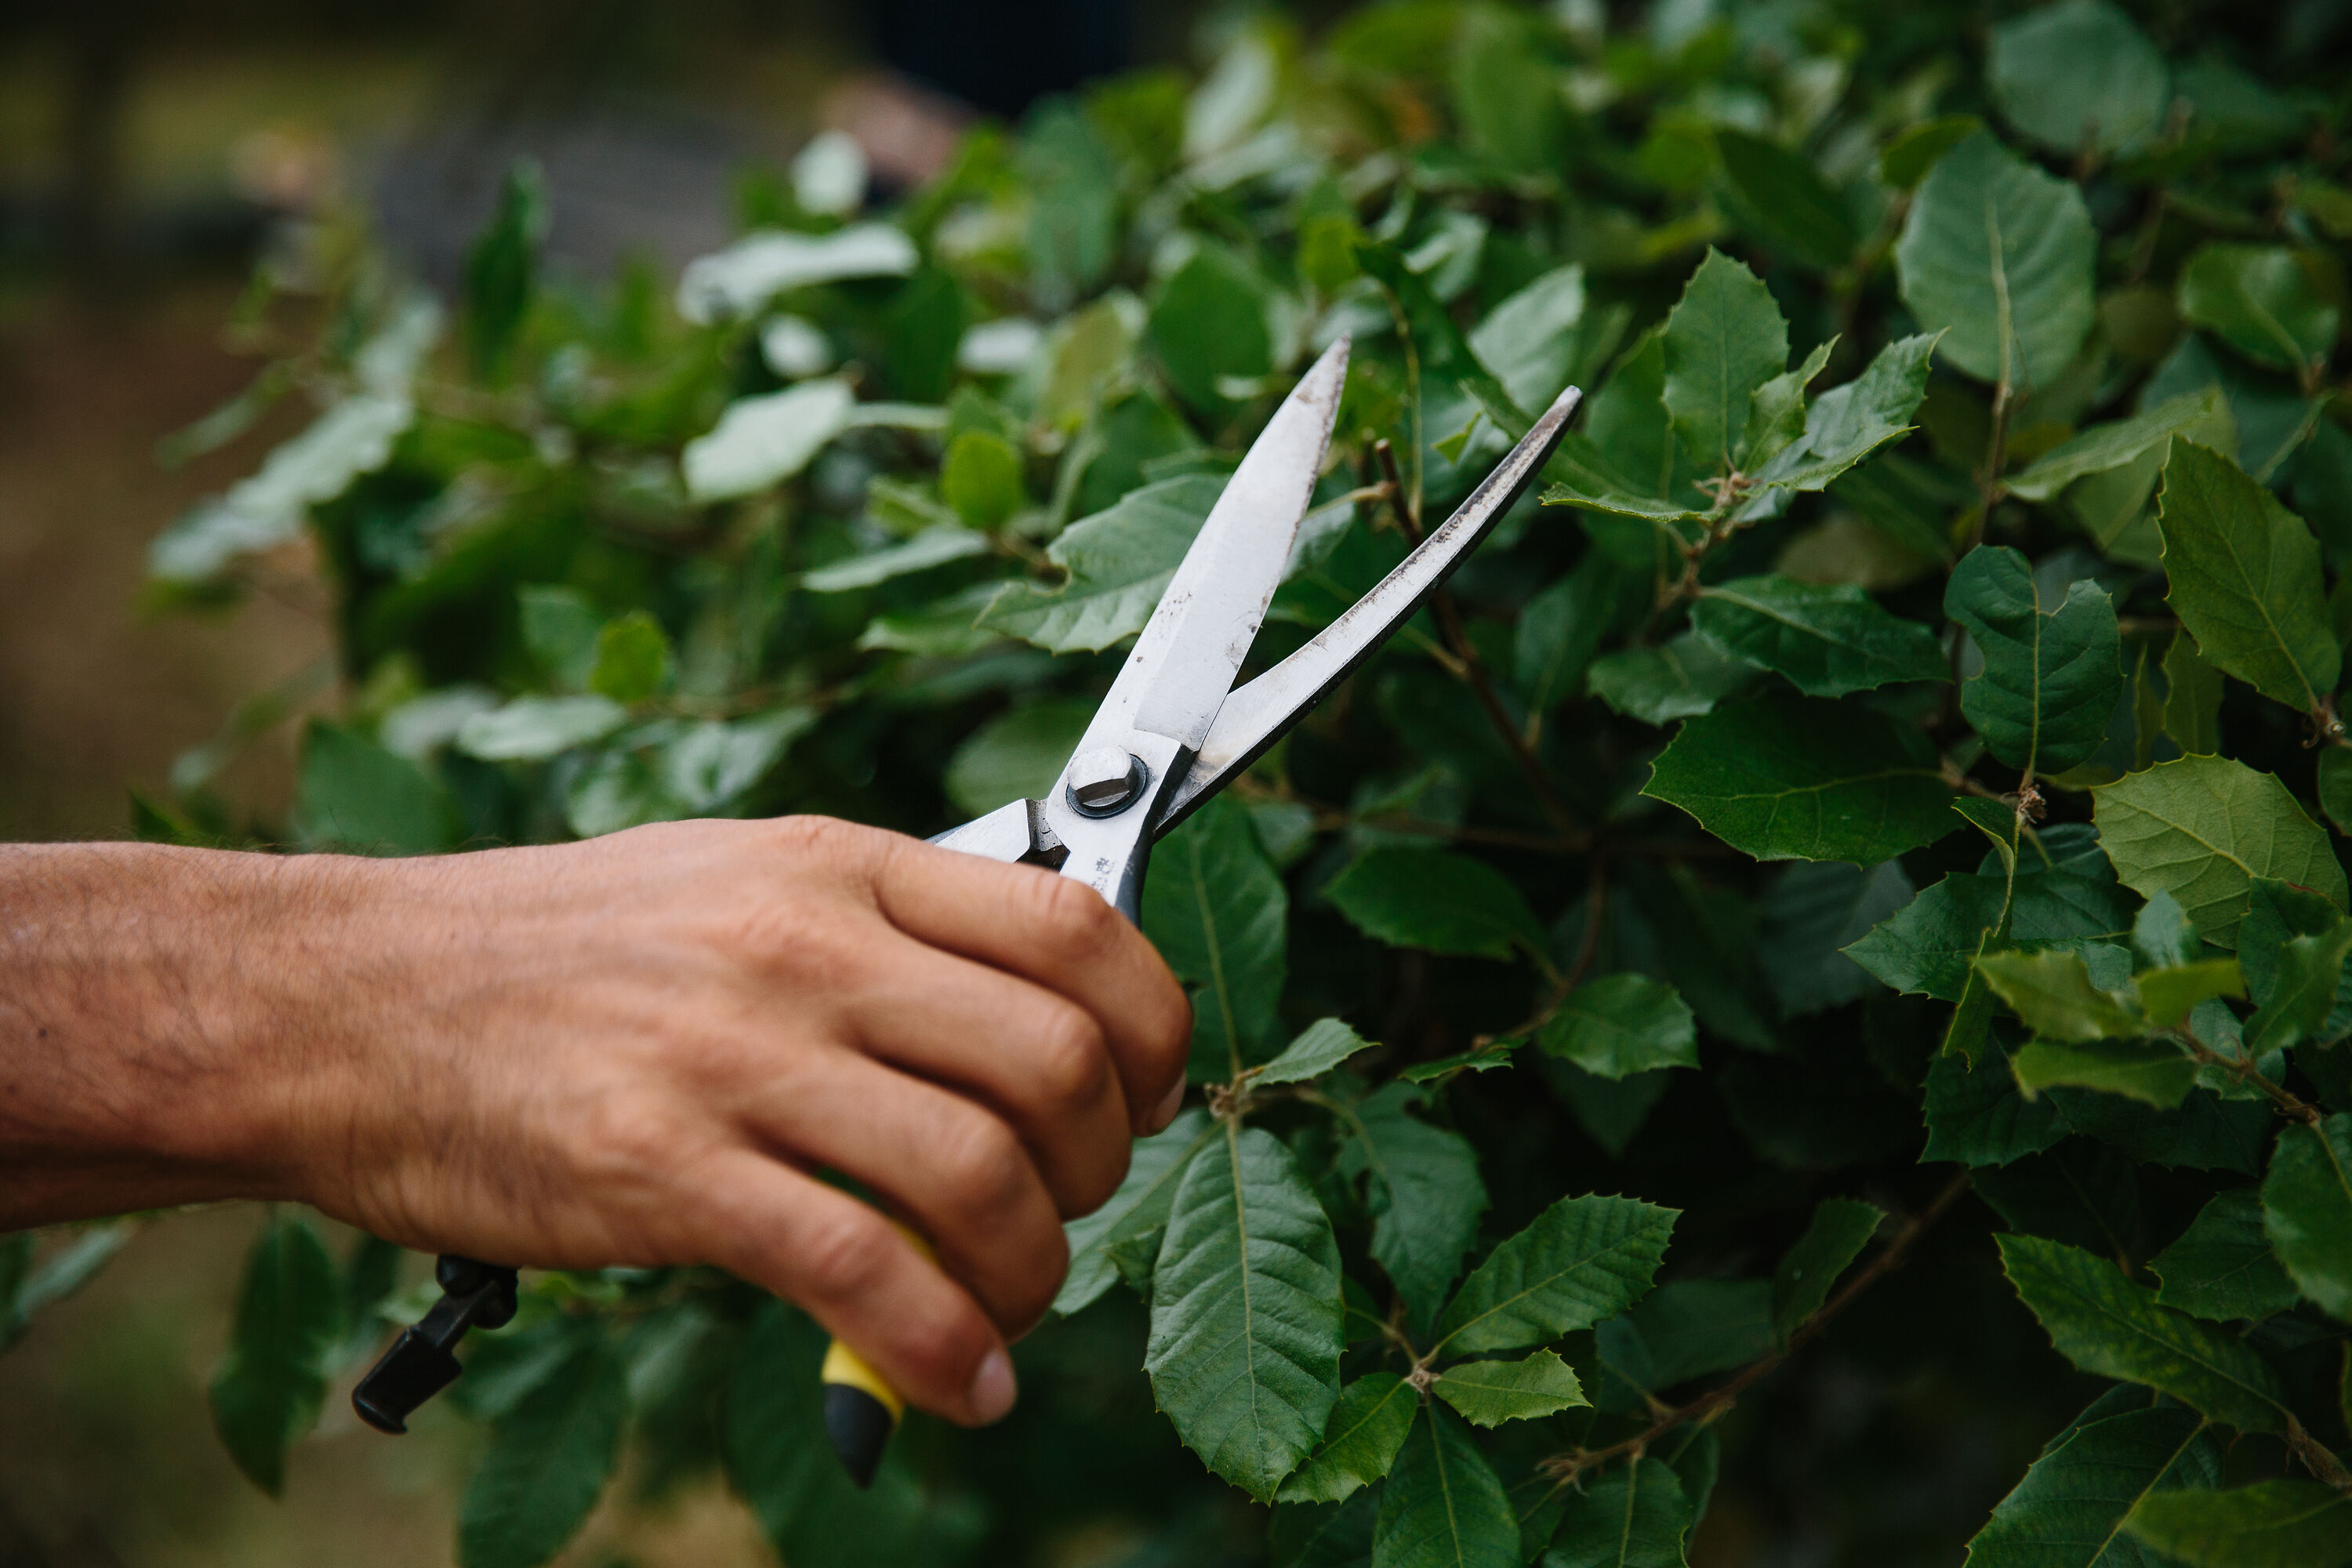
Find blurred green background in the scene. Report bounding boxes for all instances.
[0,2,1191,1559]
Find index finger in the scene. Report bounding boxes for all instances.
[867,836,1193,1136]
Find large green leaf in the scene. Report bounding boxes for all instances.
[982,474,1224,652]
[1431,1349,1589,1428]
[1587,634,1760,725]
[2155,441,2340,712]
[1922,1047,2070,1167]
[1145,796,1291,1079]
[1435,1194,1678,1356]
[1759,859,1918,1016]
[1148,244,1273,412]
[1472,263,1592,416]
[1895,132,2096,389]
[1643,693,1954,864]
[1326,847,1548,962]
[1343,1084,1490,1327]
[723,1305,942,1568]
[1517,550,1645,717]
[1372,1403,1519,1568]
[2093,756,2346,948]
[1690,575,1947,698]
[2150,1188,2300,1322]
[1543,1457,1692,1568]
[2124,1479,2352,1567]
[1944,546,2122,776]
[1770,1198,1884,1339]
[1996,1234,2288,1434]
[1713,129,1856,272]
[1146,1123,1345,1501]
[292,720,463,855]
[2007,390,2230,502]
[1849,844,2134,1004]
[462,1338,629,1568]
[1987,0,2168,158]
[1537,975,1700,1080]
[2177,245,2341,376]
[1660,249,1788,475]
[2242,916,2352,1053]
[1278,1373,1421,1504]
[941,697,1093,818]
[208,1211,342,1496]
[1963,1402,2220,1568]
[1056,1109,1216,1316]
[2260,1112,2352,1323]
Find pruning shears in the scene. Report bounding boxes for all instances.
[351,336,1581,1486]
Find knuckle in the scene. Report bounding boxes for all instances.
[938,1111,1033,1221]
[1029,1004,1111,1116]
[574,1094,681,1185]
[796,1207,898,1303]
[1029,872,1122,958]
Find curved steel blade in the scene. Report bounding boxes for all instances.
[1155,383,1583,835]
[1065,336,1351,764]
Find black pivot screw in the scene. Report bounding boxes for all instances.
[351,1254,519,1435]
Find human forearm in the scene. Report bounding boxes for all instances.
[0,842,372,1225]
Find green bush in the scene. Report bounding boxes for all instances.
[16,1,2352,1563]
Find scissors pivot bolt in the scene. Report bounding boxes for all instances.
[1065,747,1149,817]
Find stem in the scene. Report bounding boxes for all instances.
[2175,1029,2322,1125]
[1540,1170,1973,1483]
[2286,1415,2352,1490]
[1374,439,1581,835]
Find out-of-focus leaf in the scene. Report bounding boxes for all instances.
[2177,245,2340,376]
[681,379,855,501]
[942,696,1093,818]
[2125,1479,2352,1567]
[2261,1112,2352,1323]
[292,720,461,855]
[2162,633,2224,756]
[1536,975,1700,1080]
[1963,1402,2220,1568]
[1713,129,1855,270]
[1973,949,2147,1042]
[457,695,630,762]
[2008,390,2228,500]
[1771,1198,1884,1338]
[982,474,1223,652]
[209,1212,341,1496]
[675,223,919,323]
[1326,847,1548,962]
[1987,0,2168,158]
[1896,132,2096,389]
[2012,1038,2201,1109]
[1148,244,1272,412]
[1758,860,1917,1016]
[463,162,546,379]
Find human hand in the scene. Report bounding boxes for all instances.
[0,820,1192,1429]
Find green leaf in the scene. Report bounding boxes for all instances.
[1432,1350,1588,1428]
[2136,949,2238,1020]
[1690,575,1947,698]
[2178,245,2341,376]
[1924,1047,2071,1166]
[1987,0,2169,158]
[2008,390,2230,501]
[460,1338,628,1568]
[1542,1457,1692,1568]
[1450,3,1566,177]
[1257,1018,1378,1087]
[2135,891,2200,968]
[1145,795,1291,1079]
[1642,692,1954,864]
[2013,1039,2201,1110]
[1880,114,1984,191]
[1372,1403,1520,1568]
[682,379,855,501]
[982,474,1224,652]
[1542,431,1708,524]
[1661,249,1789,474]
[463,162,546,379]
[1517,550,1645,718]
[1146,1123,1345,1501]
[1896,132,2097,390]
[1771,1198,1885,1339]
[1435,1193,1678,1356]
[1536,975,1700,1080]
[1750,333,1940,493]
[1470,263,1592,415]
[942,695,1092,818]
[1344,1084,1490,1326]
[2156,441,2340,712]
[1996,1234,2288,1434]
[455,695,628,762]
[1714,129,1856,271]
[1739,339,1834,475]
[1598,1279,1777,1398]
[1849,828,2132,1001]
[1945,546,2123,776]
[1326,847,1547,962]
[940,429,1029,528]
[2094,755,2347,948]
[723,1305,941,1568]
[208,1212,342,1496]
[2319,748,2352,835]
[291,720,461,855]
[2162,632,2225,757]
[587,610,673,703]
[2262,1112,2352,1323]
[1587,634,1759,724]
[2125,1479,2352,1568]
[1759,860,1918,1016]
[1278,1374,1421,1504]
[675,222,916,324]
[2151,1188,2301,1321]
[1148,245,1272,412]
[1056,1108,1216,1316]
[2244,918,2352,1053]
[1963,1403,2222,1568]
[1974,950,2148,1041]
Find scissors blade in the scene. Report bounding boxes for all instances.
[1154,382,1583,835]
[1067,336,1350,763]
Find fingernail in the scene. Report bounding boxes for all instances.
[968,1348,1018,1425]
[1149,1076,1185,1134]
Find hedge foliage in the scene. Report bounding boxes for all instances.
[11,1,2352,1563]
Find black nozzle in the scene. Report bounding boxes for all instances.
[824,1382,896,1490]
[352,1255,517,1436]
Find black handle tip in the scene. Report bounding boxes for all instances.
[823,1383,895,1490]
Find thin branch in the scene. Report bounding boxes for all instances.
[1540,1169,1973,1483]
[2175,1029,2322,1125]
[1374,439,1581,835]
